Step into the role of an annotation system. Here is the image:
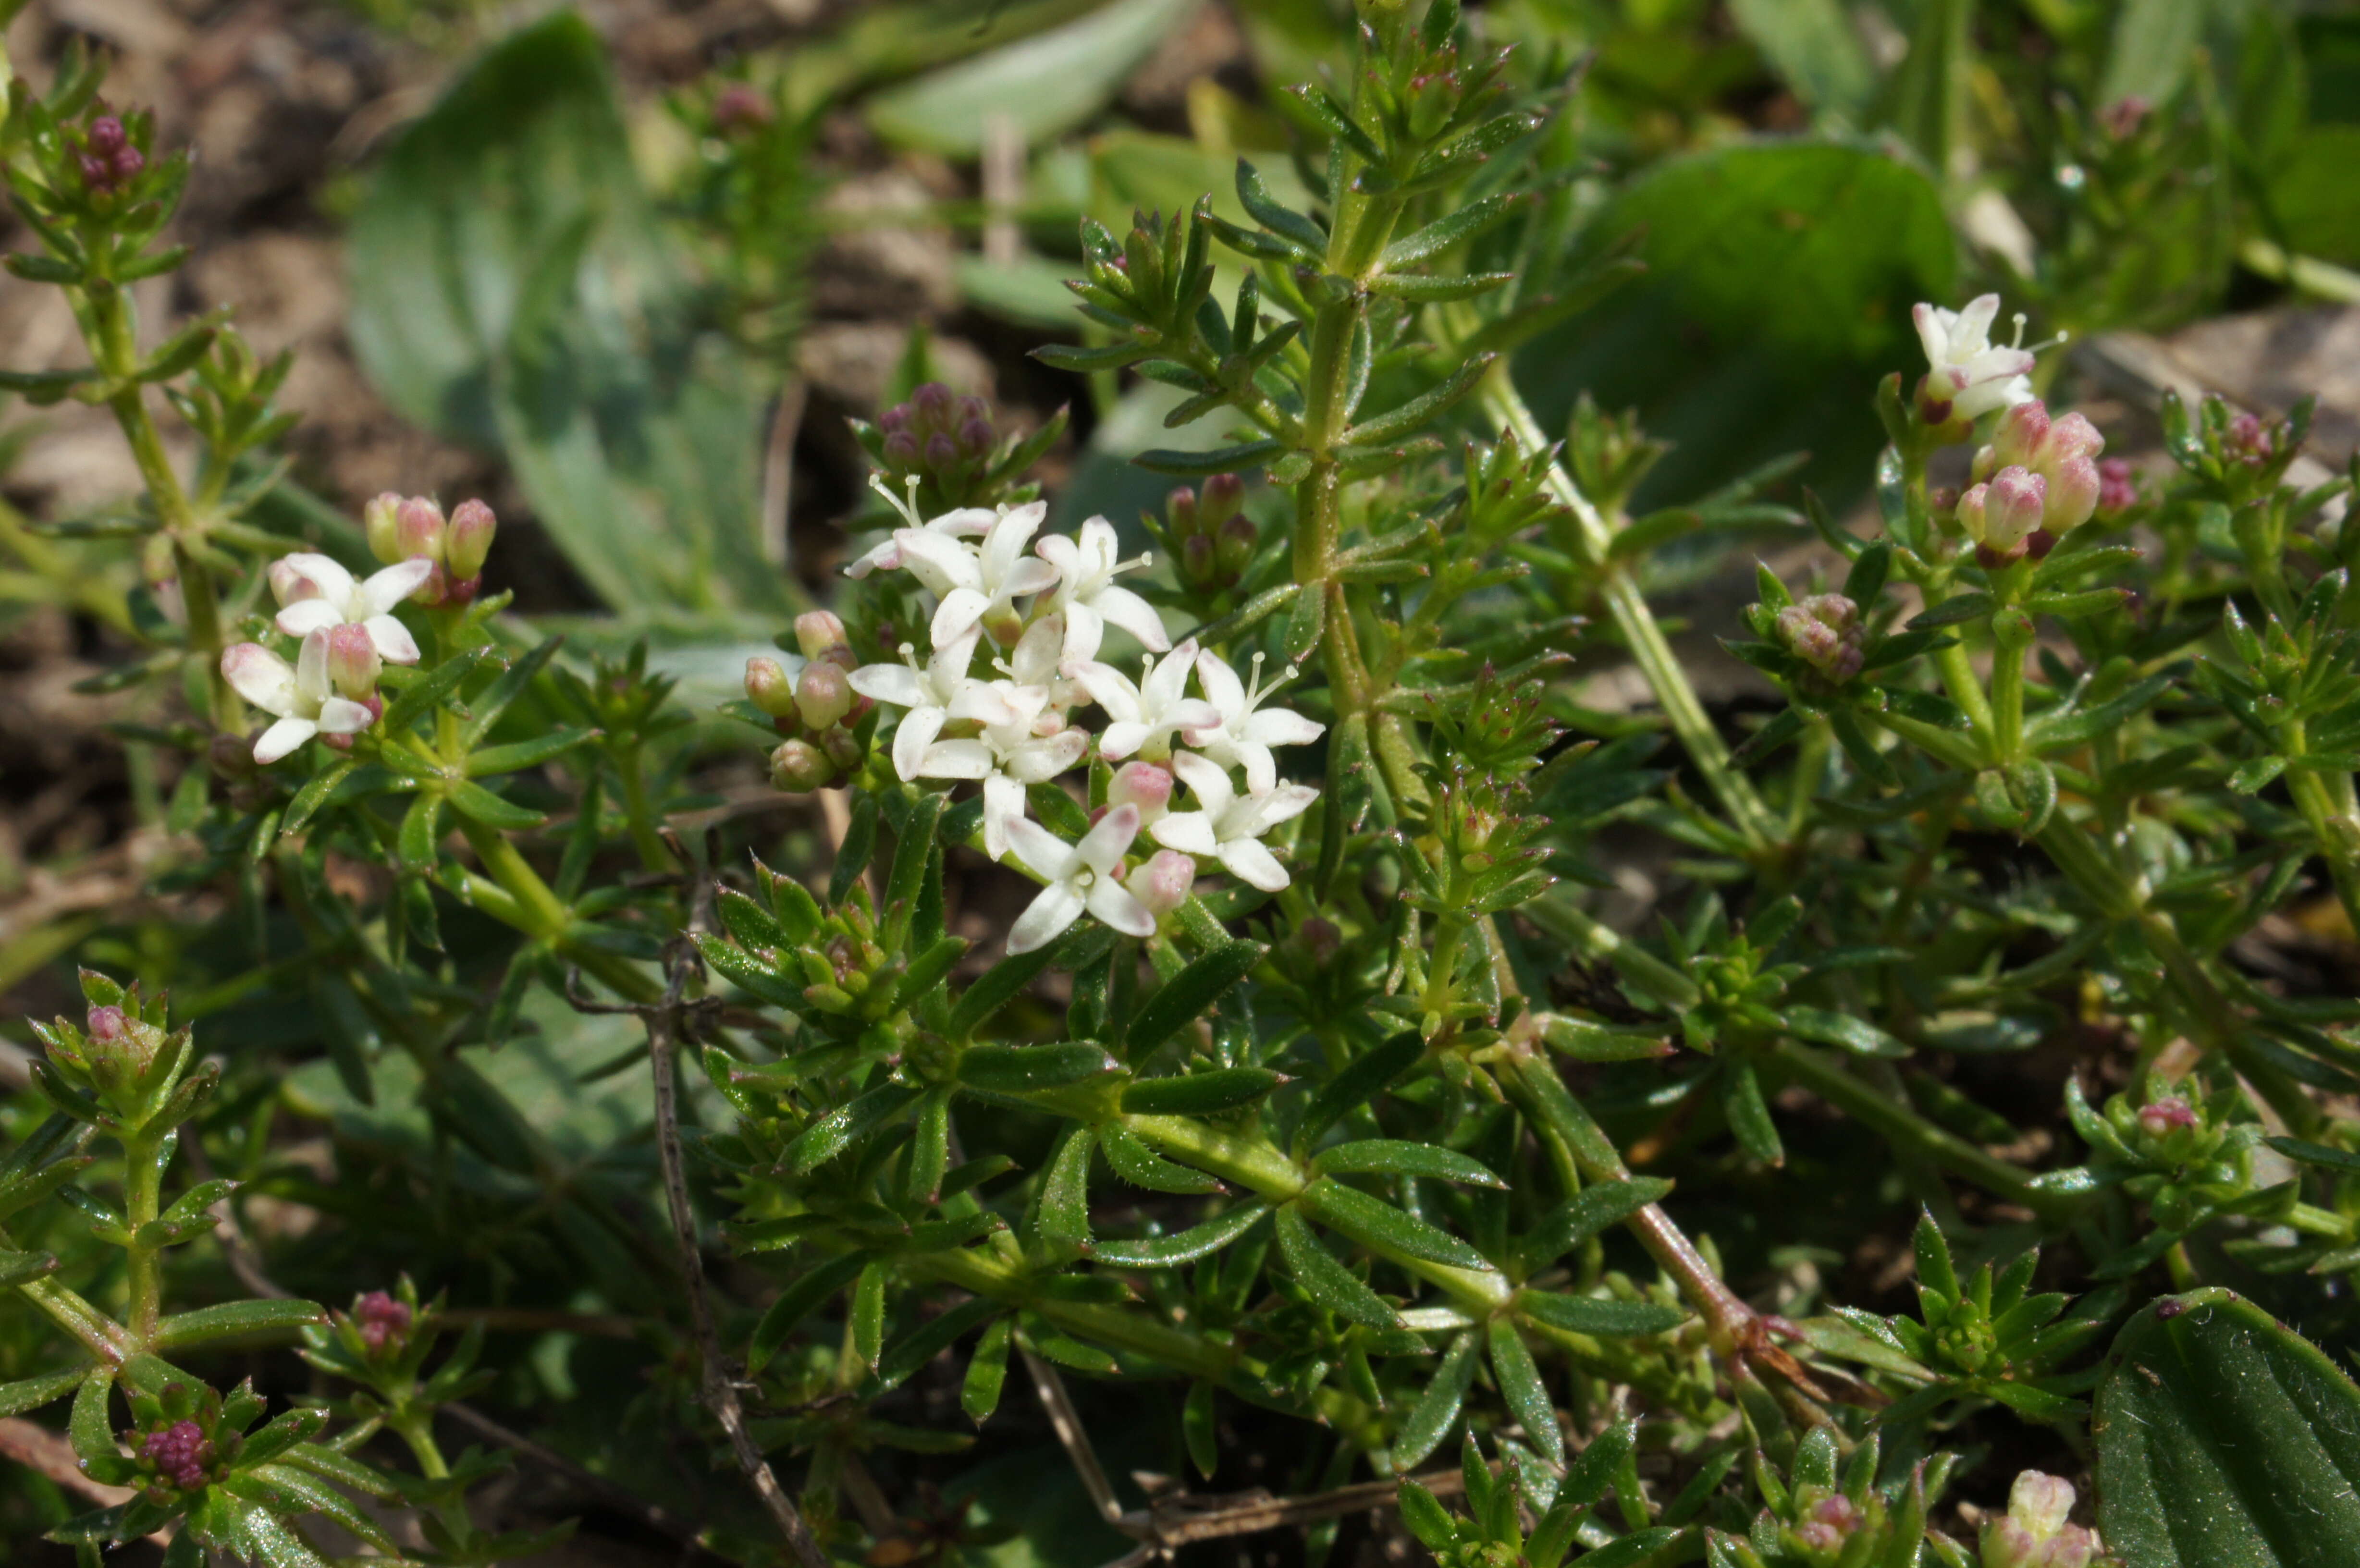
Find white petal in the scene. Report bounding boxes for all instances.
[892,706,947,782]
[1217,837,1291,892]
[1000,558,1062,600]
[221,643,299,716]
[1953,294,2000,352]
[1143,642,1198,711]
[982,502,1048,579]
[1075,803,1141,873]
[1193,649,1246,718]
[363,614,422,665]
[273,600,345,637]
[316,697,377,735]
[1074,662,1144,722]
[358,557,437,616]
[251,716,319,764]
[947,679,1019,728]
[1166,698,1223,733]
[1010,616,1066,686]
[1058,605,1106,672]
[1034,532,1081,580]
[294,630,333,710]
[844,537,901,578]
[1233,741,1279,796]
[1005,816,1077,881]
[1084,878,1156,939]
[917,739,995,780]
[849,663,929,708]
[1149,811,1219,856]
[1090,585,1169,651]
[1240,708,1325,748]
[1911,302,1948,368]
[931,588,990,650]
[982,774,1026,861]
[1097,722,1149,761]
[896,529,983,596]
[1007,729,1087,782]
[276,552,354,607]
[928,508,999,539]
[1240,782,1319,834]
[1007,881,1085,955]
[1170,751,1236,816]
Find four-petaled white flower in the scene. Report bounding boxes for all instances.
[847,628,1017,782]
[1913,294,2038,420]
[842,507,992,580]
[1035,515,1169,666]
[894,502,1061,650]
[1151,753,1317,893]
[222,632,378,764]
[1182,648,1324,794]
[920,681,1091,860]
[1004,804,1157,954]
[268,552,433,664]
[1077,641,1219,764]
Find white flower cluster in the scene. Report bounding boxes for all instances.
[221,553,433,763]
[841,488,1324,954]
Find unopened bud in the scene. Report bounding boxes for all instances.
[1200,471,1245,526]
[794,610,852,665]
[1774,593,1864,684]
[2096,457,2137,516]
[444,499,496,579]
[88,116,125,153]
[353,1289,413,1356]
[1981,1471,2103,1568]
[924,432,959,470]
[958,417,993,458]
[325,624,381,698]
[2137,1097,2198,1138]
[87,1005,129,1046]
[820,726,864,773]
[745,656,798,719]
[1991,400,2051,471]
[1180,533,1217,585]
[394,497,447,565]
[914,382,954,420]
[2045,453,2101,535]
[1215,513,1257,576]
[1167,486,1200,539]
[796,662,853,730]
[1108,761,1173,818]
[1126,849,1196,916]
[769,738,836,793]
[364,493,404,563]
[1983,467,2047,555]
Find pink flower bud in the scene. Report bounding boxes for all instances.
[326,623,381,698]
[1108,761,1173,818]
[87,1004,128,1045]
[2137,1097,2198,1138]
[443,499,496,579]
[795,611,851,665]
[1126,849,1196,916]
[141,1419,213,1491]
[913,382,954,421]
[354,1288,414,1354]
[924,432,959,469]
[1992,400,2051,471]
[769,738,836,793]
[1167,486,1200,538]
[796,662,854,730]
[1216,513,1257,577]
[745,656,797,719]
[2044,453,2101,535]
[2097,458,2137,516]
[1180,533,1217,585]
[267,555,321,607]
[1975,466,2047,556]
[88,116,125,153]
[2043,411,2104,467]
[364,492,405,563]
[882,430,921,467]
[394,496,446,565]
[1200,471,1245,525]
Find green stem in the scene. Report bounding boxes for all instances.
[1477,370,1780,852]
[616,743,678,874]
[122,1131,163,1344]
[455,815,656,1002]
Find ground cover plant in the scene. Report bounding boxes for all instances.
[3,0,2360,1565]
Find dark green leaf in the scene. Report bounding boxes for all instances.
[1127,940,1265,1054]
[1274,1203,1400,1329]
[1313,1140,1504,1188]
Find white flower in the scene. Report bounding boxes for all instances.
[922,682,1089,860]
[894,502,1061,649]
[1001,612,1086,716]
[1913,294,2038,420]
[1151,752,1317,893]
[847,628,1017,782]
[1181,648,1324,795]
[1075,641,1219,764]
[1003,804,1156,954]
[267,552,432,664]
[221,632,378,765]
[842,507,992,580]
[1035,516,1169,665]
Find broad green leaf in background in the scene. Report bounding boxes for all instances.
[1878,0,1973,180]
[1516,140,1955,508]
[348,12,795,623]
[866,0,1202,157]
[2094,1288,2360,1566]
[1728,0,1875,122]
[2100,0,2209,114]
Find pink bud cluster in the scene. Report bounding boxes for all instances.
[1957,402,2106,563]
[876,383,997,495]
[78,114,145,194]
[1774,594,1865,686]
[1981,1472,2105,1568]
[140,1419,214,1492]
[363,493,497,607]
[353,1288,414,1356]
[750,612,873,792]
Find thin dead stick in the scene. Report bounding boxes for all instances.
[760,379,809,570]
[619,830,830,1568]
[1020,1342,1125,1524]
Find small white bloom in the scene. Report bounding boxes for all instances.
[841,507,992,580]
[221,632,378,765]
[846,628,1017,783]
[1913,294,2038,420]
[1076,641,1219,764]
[1002,612,1087,716]
[1151,752,1318,893]
[894,502,1061,649]
[1003,803,1156,954]
[1182,648,1325,795]
[955,684,1091,860]
[267,552,432,664]
[1036,515,1169,665]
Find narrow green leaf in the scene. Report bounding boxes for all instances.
[1518,1293,1686,1337]
[873,1296,1000,1396]
[1391,1331,1481,1470]
[1300,1178,1492,1272]
[1184,1379,1219,1478]
[749,1253,868,1372]
[153,1299,327,1348]
[1295,1032,1423,1155]
[1100,1122,1223,1195]
[1313,1140,1505,1189]
[1127,939,1266,1054]
[1119,1067,1283,1115]
[1274,1204,1400,1329]
[1516,1177,1674,1274]
[0,1366,90,1420]
[1093,1201,1269,1267]
[959,1042,1119,1097]
[444,778,548,830]
[1487,1320,1562,1466]
[962,1316,1013,1423]
[1036,1126,1094,1256]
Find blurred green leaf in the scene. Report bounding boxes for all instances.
[349,13,793,621]
[1728,0,1875,120]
